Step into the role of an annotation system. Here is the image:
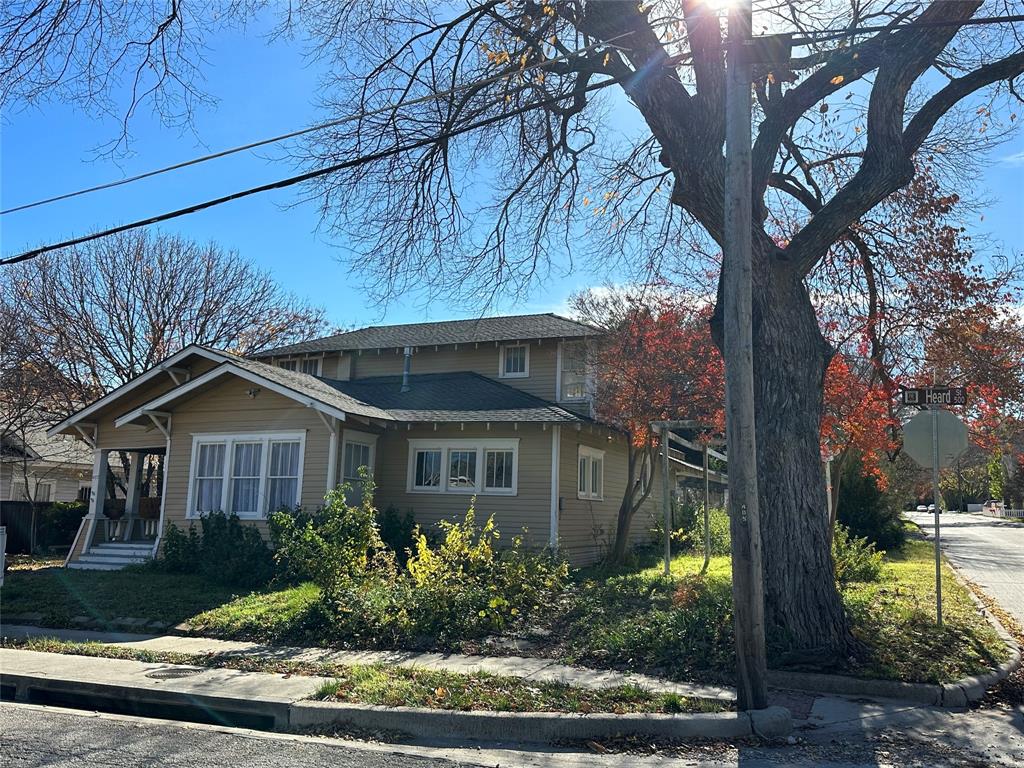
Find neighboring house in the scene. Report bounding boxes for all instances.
[1,426,94,506]
[49,313,723,570]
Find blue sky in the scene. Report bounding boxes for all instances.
[2,16,1021,330]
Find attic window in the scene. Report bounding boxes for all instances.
[500,344,529,378]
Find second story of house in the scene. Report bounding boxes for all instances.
[250,313,601,410]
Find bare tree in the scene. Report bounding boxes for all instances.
[3,0,1023,660]
[3,229,327,403]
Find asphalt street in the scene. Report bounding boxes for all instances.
[2,700,1019,768]
[906,511,1024,626]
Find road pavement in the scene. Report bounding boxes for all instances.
[2,700,1020,767]
[906,511,1024,626]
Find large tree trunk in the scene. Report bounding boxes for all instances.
[714,260,856,662]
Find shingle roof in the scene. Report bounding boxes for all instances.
[327,372,588,423]
[213,357,394,422]
[256,313,600,357]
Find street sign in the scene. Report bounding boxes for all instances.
[901,386,966,406]
[902,410,968,469]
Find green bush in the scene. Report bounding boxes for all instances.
[160,521,200,572]
[833,524,884,586]
[837,454,905,551]
[276,485,568,648]
[38,502,88,550]
[378,505,416,563]
[270,478,392,590]
[157,512,274,590]
[678,507,731,556]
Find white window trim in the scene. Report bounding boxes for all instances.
[557,340,591,403]
[577,445,605,501]
[406,438,519,496]
[11,477,55,502]
[498,343,530,379]
[186,431,306,519]
[341,430,378,482]
[277,358,299,372]
[299,356,323,376]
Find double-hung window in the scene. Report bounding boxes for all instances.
[278,359,298,372]
[341,432,376,503]
[408,439,518,495]
[559,341,591,401]
[499,344,529,378]
[189,432,304,518]
[300,358,322,376]
[578,445,604,500]
[267,440,302,512]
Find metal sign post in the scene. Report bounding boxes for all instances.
[931,399,943,626]
[902,390,969,627]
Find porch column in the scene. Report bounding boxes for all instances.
[83,449,111,552]
[121,450,144,541]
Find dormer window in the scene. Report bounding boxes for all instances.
[499,343,529,378]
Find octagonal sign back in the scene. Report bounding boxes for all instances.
[902,410,969,469]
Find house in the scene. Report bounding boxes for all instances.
[48,313,722,570]
[1,425,94,505]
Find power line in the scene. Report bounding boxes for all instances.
[0,34,633,216]
[787,13,1024,47]
[0,76,623,267]
[5,12,1018,217]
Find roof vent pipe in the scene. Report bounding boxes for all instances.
[401,346,412,392]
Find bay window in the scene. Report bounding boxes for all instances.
[407,439,518,495]
[188,432,304,518]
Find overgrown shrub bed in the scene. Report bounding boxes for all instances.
[168,480,567,650]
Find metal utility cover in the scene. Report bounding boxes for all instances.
[902,410,969,469]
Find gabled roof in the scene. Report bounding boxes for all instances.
[47,344,234,437]
[115,358,392,428]
[328,372,589,423]
[1,426,93,466]
[256,313,600,357]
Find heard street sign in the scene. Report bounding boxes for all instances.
[901,386,966,406]
[902,410,969,469]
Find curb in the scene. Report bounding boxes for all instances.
[764,566,1023,708]
[290,701,792,743]
[941,567,1023,707]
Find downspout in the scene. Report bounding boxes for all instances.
[549,425,561,551]
[401,347,413,392]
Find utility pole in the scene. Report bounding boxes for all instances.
[723,0,769,711]
[701,441,711,576]
[662,424,672,576]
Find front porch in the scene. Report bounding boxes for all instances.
[67,446,167,570]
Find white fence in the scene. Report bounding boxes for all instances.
[981,508,1024,519]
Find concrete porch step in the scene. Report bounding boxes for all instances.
[69,542,155,570]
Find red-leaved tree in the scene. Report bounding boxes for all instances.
[572,287,724,563]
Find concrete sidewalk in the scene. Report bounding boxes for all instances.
[0,623,735,702]
[3,644,1022,765]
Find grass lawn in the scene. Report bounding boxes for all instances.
[844,538,1007,683]
[4,637,727,714]
[0,562,239,629]
[2,534,1007,686]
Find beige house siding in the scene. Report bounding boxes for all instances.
[371,422,553,550]
[556,428,662,565]
[92,355,221,450]
[350,342,560,402]
[160,377,333,536]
